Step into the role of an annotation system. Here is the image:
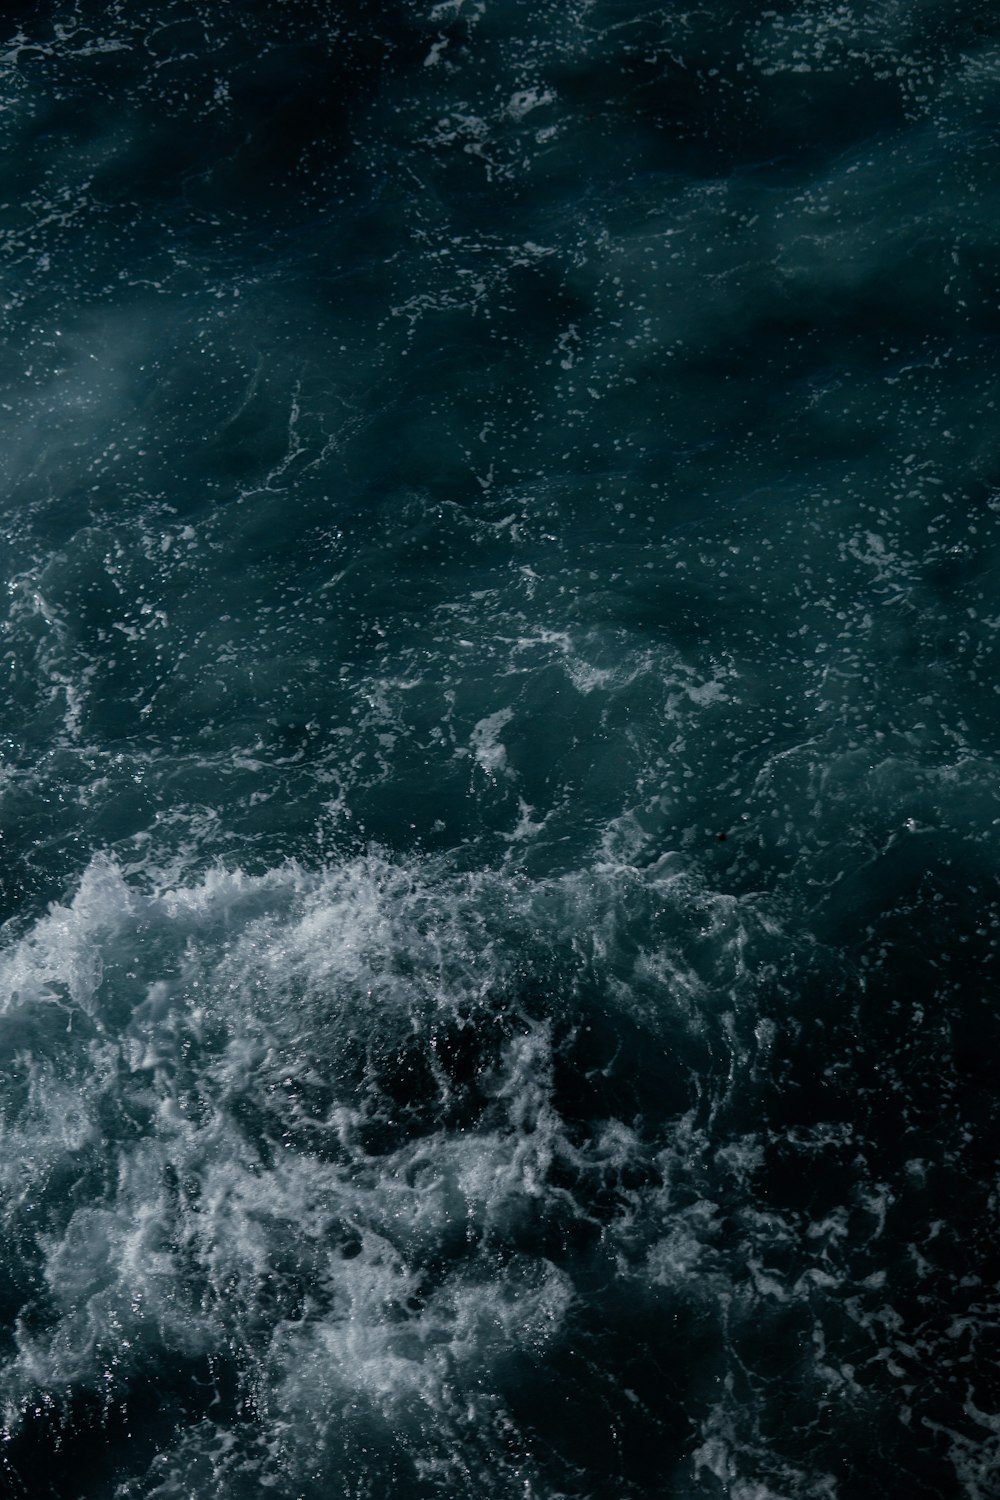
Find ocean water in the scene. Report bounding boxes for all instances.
[2,1,1000,1496]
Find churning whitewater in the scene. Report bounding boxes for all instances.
[2,1,1000,1497]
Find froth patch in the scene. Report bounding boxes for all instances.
[0,846,741,1490]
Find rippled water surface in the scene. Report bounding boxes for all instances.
[2,2,1000,1496]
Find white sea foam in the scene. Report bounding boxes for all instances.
[469,707,514,778]
[0,846,763,1491]
[0,813,984,1496]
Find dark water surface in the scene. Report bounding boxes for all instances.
[2,2,1000,1496]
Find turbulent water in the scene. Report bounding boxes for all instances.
[2,2,1000,1496]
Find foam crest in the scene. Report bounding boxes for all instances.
[2,846,748,1493]
[0,855,134,1015]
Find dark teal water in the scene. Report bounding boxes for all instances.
[2,2,1000,1496]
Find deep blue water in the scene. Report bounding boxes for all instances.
[2,2,1000,1496]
